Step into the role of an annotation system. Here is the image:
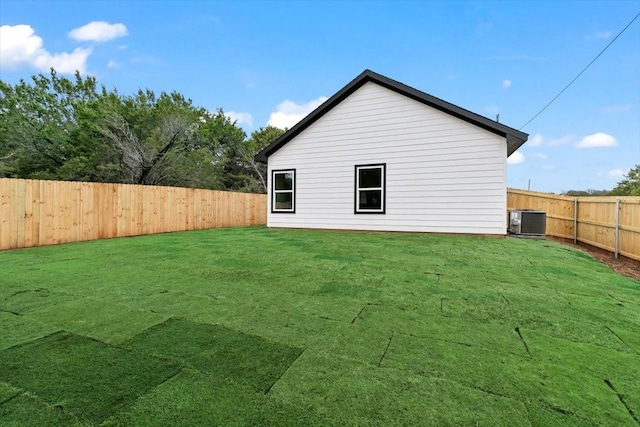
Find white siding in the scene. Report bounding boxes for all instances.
[267,82,507,235]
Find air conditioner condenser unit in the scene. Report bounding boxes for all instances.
[508,210,546,237]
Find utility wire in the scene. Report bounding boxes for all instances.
[520,12,640,130]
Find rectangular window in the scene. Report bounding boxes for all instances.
[271,169,295,213]
[355,164,385,214]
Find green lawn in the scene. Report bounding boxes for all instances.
[1,226,639,426]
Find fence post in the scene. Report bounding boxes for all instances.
[614,198,620,259]
[573,197,578,244]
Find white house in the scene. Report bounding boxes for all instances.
[255,70,528,235]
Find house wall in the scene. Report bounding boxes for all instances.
[267,81,507,234]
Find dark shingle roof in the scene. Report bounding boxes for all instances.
[255,69,528,163]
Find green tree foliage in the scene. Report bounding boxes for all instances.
[0,70,102,180]
[244,126,286,193]
[0,69,284,192]
[563,189,611,196]
[609,164,640,196]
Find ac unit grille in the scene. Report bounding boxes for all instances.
[509,210,546,236]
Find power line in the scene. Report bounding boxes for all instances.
[520,12,640,130]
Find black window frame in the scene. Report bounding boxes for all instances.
[354,163,386,214]
[271,169,296,213]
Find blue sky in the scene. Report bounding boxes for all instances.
[1,1,639,193]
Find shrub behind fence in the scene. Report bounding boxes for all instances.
[0,178,267,250]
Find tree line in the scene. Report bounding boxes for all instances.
[563,165,640,197]
[0,69,285,193]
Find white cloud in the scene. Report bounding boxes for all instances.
[529,134,543,147]
[502,79,512,89]
[608,169,625,178]
[547,135,574,146]
[0,25,42,67]
[0,24,91,74]
[267,96,328,129]
[600,104,632,113]
[226,111,253,127]
[576,132,618,148]
[528,133,575,147]
[585,31,612,40]
[68,21,128,42]
[107,60,118,68]
[530,152,548,159]
[37,48,92,73]
[507,151,525,164]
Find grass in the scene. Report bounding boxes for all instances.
[0,226,638,426]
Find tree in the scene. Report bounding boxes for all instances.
[0,69,102,180]
[95,90,204,185]
[610,165,640,196]
[0,68,276,192]
[244,126,286,193]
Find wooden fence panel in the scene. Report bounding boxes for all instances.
[620,200,640,260]
[0,178,267,251]
[507,188,640,261]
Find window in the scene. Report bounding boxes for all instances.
[355,164,385,214]
[271,169,296,213]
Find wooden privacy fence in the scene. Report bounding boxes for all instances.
[0,178,267,251]
[508,189,640,261]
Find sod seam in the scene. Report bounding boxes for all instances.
[604,378,640,425]
[555,289,572,305]
[264,349,305,395]
[607,293,626,306]
[1,329,64,352]
[0,391,22,406]
[0,331,184,424]
[515,327,532,357]
[604,326,639,355]
[377,332,394,367]
[351,305,367,324]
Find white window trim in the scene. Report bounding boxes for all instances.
[355,164,386,214]
[271,169,296,213]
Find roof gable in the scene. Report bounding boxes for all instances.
[255,70,528,163]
